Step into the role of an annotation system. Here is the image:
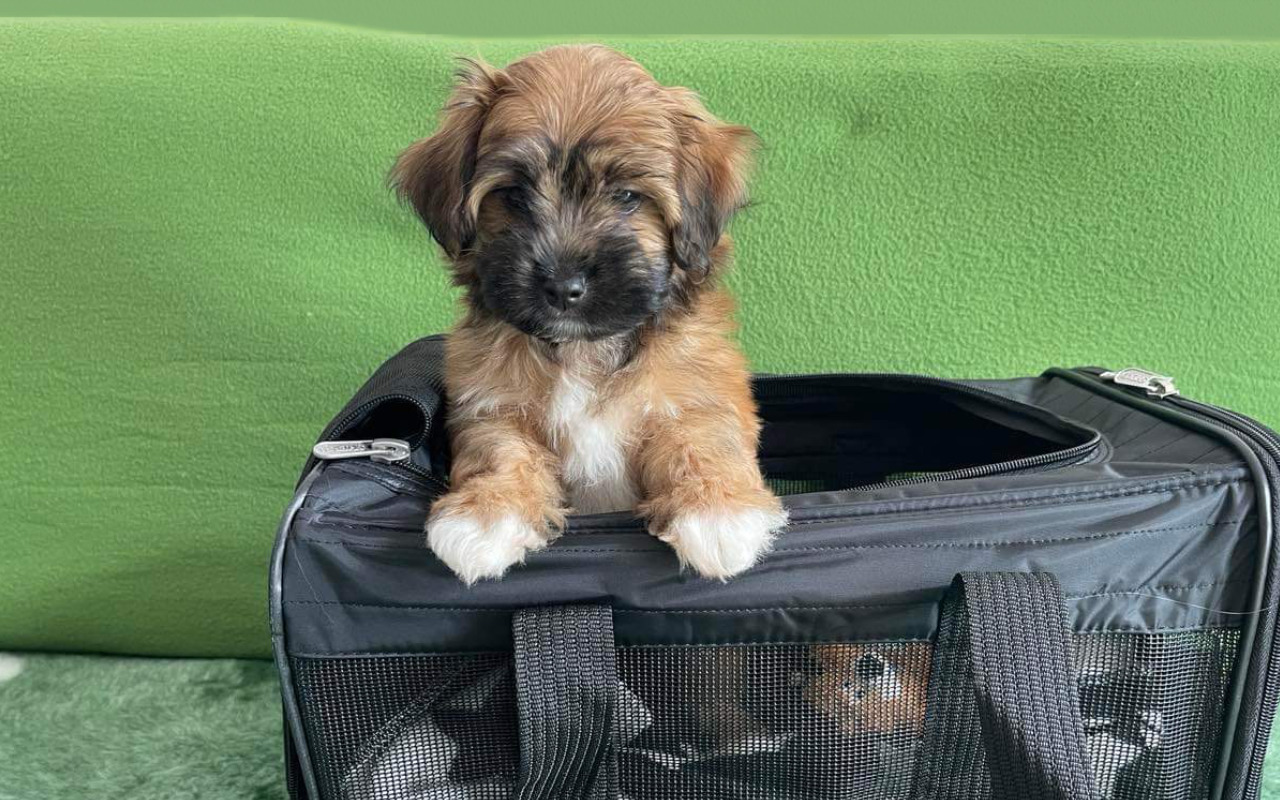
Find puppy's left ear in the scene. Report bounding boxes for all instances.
[668,91,758,280]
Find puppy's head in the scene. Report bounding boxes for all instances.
[802,645,930,738]
[393,45,755,343]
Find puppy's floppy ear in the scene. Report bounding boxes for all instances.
[668,89,757,280]
[391,58,504,259]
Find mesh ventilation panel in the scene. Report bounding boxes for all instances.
[289,629,1238,800]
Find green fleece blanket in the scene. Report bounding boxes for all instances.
[2,19,1278,658]
[4,651,1280,800]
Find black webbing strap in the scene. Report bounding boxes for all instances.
[512,604,618,800]
[912,572,1099,800]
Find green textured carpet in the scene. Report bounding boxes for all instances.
[3,19,1280,659]
[0,653,283,800]
[0,652,1277,799]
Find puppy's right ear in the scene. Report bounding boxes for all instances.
[391,58,504,259]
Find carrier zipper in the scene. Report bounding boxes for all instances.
[847,442,1100,491]
[1072,365,1280,799]
[1090,365,1279,455]
[755,371,1104,491]
[313,438,412,463]
[307,386,452,491]
[1098,367,1179,399]
[312,436,449,493]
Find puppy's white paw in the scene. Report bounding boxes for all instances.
[658,505,788,580]
[426,511,547,585]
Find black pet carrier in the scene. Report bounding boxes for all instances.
[270,336,1280,800]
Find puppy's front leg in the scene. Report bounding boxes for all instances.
[637,405,787,580]
[426,414,565,584]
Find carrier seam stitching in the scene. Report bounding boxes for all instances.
[284,626,1237,658]
[1075,580,1237,598]
[757,519,1250,552]
[773,475,1247,525]
[614,627,1243,648]
[286,639,939,657]
[284,599,918,611]
[1076,624,1242,633]
[308,473,1245,516]
[281,578,1244,613]
[292,517,1248,552]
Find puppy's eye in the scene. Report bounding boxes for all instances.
[612,189,643,214]
[497,186,530,211]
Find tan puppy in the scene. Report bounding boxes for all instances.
[393,45,786,584]
[802,645,931,738]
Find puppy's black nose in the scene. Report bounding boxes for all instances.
[543,275,586,311]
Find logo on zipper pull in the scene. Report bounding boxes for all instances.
[312,438,412,463]
[1100,368,1179,399]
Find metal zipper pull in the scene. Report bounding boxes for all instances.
[312,438,412,464]
[1099,367,1179,399]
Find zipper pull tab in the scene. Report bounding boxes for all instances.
[312,438,412,464]
[1100,368,1180,399]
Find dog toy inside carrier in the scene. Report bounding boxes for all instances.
[271,336,1280,800]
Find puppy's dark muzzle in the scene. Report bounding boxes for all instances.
[542,274,586,312]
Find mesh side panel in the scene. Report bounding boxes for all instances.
[291,654,518,800]
[1076,629,1240,800]
[616,642,931,800]
[289,629,1238,800]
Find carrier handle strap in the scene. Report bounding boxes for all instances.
[911,572,1100,800]
[512,604,618,800]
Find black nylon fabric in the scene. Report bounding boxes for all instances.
[912,573,1098,800]
[273,337,1280,800]
[298,336,447,483]
[512,605,618,800]
[280,461,1256,654]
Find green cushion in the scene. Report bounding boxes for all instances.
[3,19,1278,658]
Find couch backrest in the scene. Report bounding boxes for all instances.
[2,19,1277,657]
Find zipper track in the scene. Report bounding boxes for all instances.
[326,372,1101,497]
[315,392,448,492]
[848,445,1098,491]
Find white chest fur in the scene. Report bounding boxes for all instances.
[544,370,638,514]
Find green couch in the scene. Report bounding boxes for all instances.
[2,18,1280,799]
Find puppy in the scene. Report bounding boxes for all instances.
[393,45,786,584]
[801,645,931,739]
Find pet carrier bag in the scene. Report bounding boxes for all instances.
[271,335,1280,800]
